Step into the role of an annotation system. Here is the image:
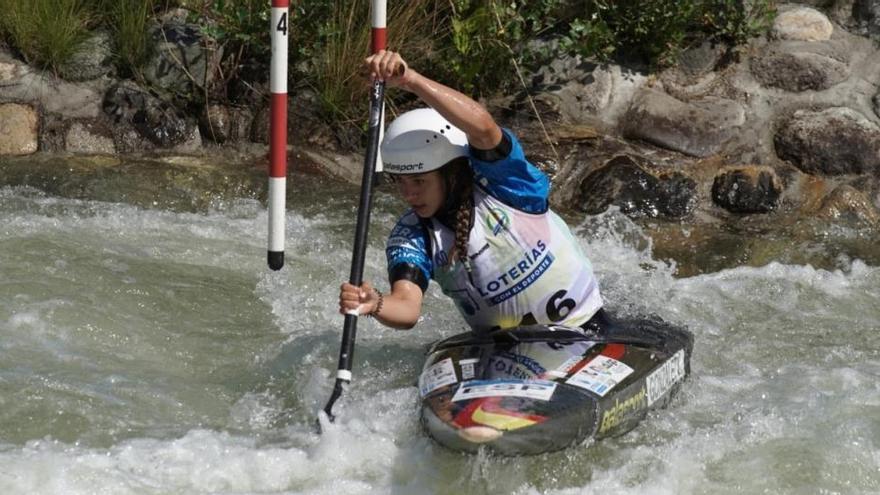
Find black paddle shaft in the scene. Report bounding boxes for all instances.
[322,80,385,420]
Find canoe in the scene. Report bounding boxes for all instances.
[418,313,694,455]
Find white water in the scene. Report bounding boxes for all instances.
[1,179,879,494]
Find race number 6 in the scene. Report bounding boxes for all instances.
[546,290,576,322]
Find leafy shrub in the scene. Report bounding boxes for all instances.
[435,0,777,94]
[182,0,270,100]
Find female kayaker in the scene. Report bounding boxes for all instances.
[338,50,604,333]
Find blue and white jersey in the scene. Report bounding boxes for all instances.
[386,129,603,332]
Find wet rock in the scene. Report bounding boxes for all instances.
[578,155,697,219]
[0,103,38,156]
[772,7,834,41]
[621,89,745,157]
[65,120,116,154]
[58,31,114,82]
[816,184,880,225]
[775,107,880,175]
[200,104,254,144]
[103,81,196,148]
[143,19,221,97]
[711,166,782,214]
[751,48,849,92]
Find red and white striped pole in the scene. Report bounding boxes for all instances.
[372,0,387,172]
[268,0,289,271]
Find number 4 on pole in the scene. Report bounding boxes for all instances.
[268,0,289,271]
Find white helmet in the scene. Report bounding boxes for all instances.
[381,108,468,174]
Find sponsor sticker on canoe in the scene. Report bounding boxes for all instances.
[599,386,647,434]
[452,380,557,402]
[419,358,457,397]
[459,358,479,380]
[646,350,686,406]
[565,355,634,397]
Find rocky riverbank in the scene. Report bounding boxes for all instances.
[2,2,880,275]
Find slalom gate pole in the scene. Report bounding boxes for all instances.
[267,0,289,271]
[321,0,387,422]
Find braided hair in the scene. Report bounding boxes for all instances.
[438,157,474,270]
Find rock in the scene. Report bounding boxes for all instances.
[250,105,270,144]
[58,31,114,82]
[0,52,104,118]
[200,104,253,143]
[751,49,849,92]
[816,184,880,225]
[677,41,727,76]
[578,155,697,219]
[143,19,221,97]
[775,107,880,175]
[103,81,196,148]
[0,60,23,82]
[621,89,745,157]
[65,120,116,154]
[772,7,834,41]
[853,0,880,36]
[0,103,39,156]
[551,125,600,142]
[200,104,231,143]
[711,166,783,214]
[39,114,67,152]
[873,92,880,119]
[529,58,646,127]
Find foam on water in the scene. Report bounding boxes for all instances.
[2,187,879,494]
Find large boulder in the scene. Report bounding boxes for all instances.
[751,44,849,92]
[143,19,221,97]
[772,7,834,41]
[0,49,104,118]
[775,107,880,175]
[527,54,646,127]
[711,166,783,214]
[103,81,198,148]
[577,155,696,219]
[621,88,745,157]
[0,103,39,155]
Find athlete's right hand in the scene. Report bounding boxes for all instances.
[363,50,413,89]
[339,281,379,317]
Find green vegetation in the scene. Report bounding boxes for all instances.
[107,0,155,79]
[0,0,95,75]
[0,0,775,137]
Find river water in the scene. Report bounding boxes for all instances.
[1,163,879,494]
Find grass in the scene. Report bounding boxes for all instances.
[310,0,440,130]
[0,0,95,75]
[108,0,155,79]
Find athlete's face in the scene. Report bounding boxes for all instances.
[394,171,446,218]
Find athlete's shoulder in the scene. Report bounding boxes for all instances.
[388,210,427,244]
